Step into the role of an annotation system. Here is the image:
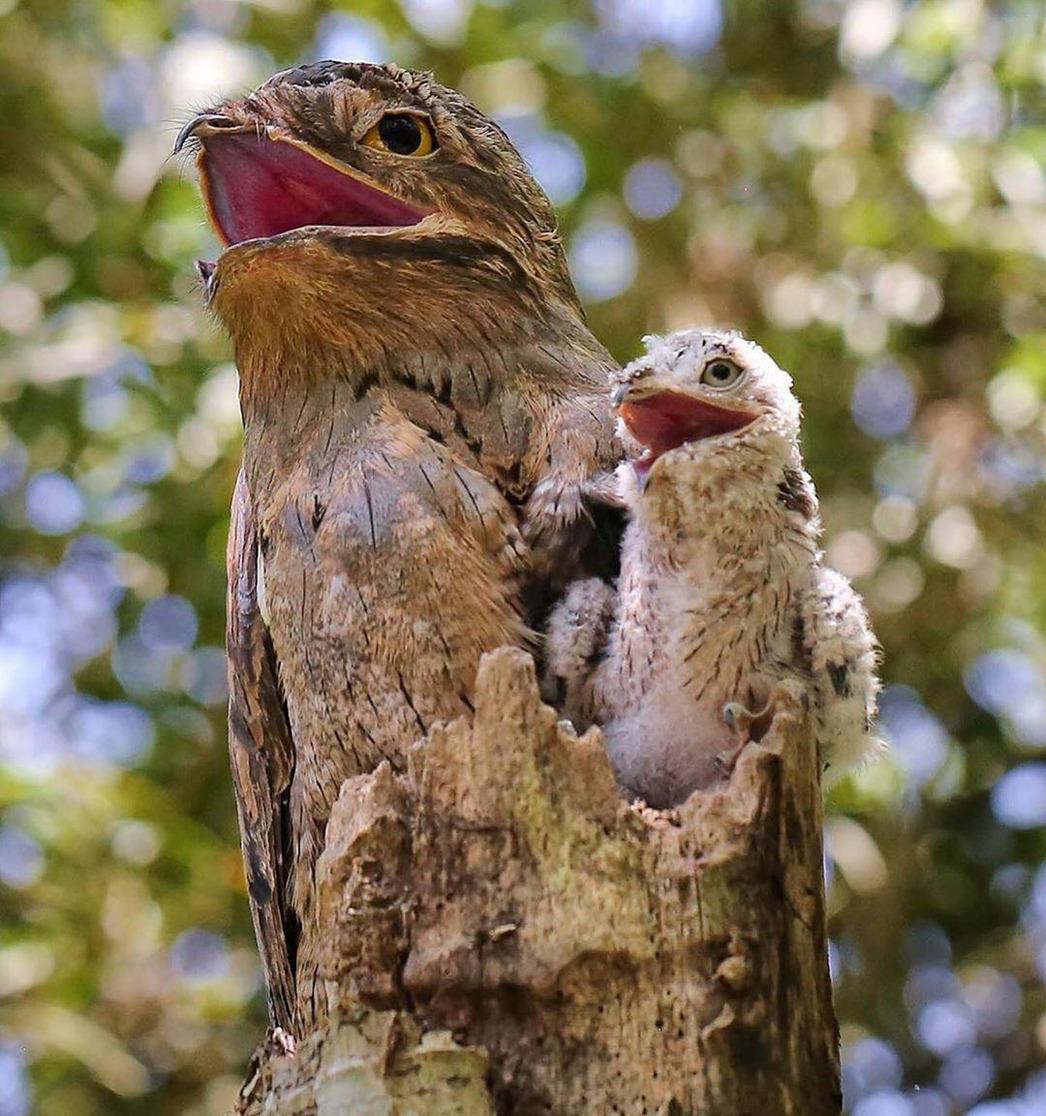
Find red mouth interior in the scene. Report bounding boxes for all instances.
[200,132,427,246]
[619,391,755,478]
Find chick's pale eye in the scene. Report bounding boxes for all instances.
[701,359,743,388]
[362,113,437,157]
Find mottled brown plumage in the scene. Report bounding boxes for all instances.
[181,61,620,1030]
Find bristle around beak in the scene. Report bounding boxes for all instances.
[195,259,219,305]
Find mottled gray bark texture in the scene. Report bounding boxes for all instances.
[236,647,841,1116]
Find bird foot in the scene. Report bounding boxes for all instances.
[239,1026,299,1108]
[582,468,628,508]
[716,701,766,777]
[268,1027,298,1058]
[718,681,808,776]
[722,697,775,747]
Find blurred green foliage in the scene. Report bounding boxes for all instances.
[0,1,1044,1114]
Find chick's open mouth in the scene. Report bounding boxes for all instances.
[619,391,756,479]
[196,130,429,247]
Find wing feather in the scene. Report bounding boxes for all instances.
[226,468,297,1031]
[801,565,883,775]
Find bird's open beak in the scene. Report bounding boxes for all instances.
[613,384,757,487]
[176,114,430,247]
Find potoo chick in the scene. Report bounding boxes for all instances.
[178,62,622,1031]
[546,329,881,809]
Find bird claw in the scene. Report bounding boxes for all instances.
[269,1027,298,1057]
[714,738,747,778]
[716,702,759,776]
[582,469,628,508]
[721,697,774,746]
[718,682,807,776]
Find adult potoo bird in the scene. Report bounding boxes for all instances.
[178,62,621,1031]
[546,329,881,809]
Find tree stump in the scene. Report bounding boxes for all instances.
[236,647,840,1115]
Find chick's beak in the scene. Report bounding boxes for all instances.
[616,385,757,462]
[611,369,660,409]
[610,382,631,408]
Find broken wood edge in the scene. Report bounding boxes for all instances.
[236,646,840,1115]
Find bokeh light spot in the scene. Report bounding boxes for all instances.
[623,158,683,220]
[314,14,388,63]
[851,364,916,440]
[569,219,638,302]
[925,506,983,569]
[990,764,1046,830]
[170,929,230,985]
[878,687,949,787]
[25,471,85,535]
[0,1043,31,1116]
[596,0,722,57]
[0,827,44,889]
[138,595,199,652]
[517,131,586,205]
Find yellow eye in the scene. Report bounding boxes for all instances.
[700,358,744,389]
[361,113,437,157]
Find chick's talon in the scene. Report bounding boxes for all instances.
[270,1027,297,1057]
[722,697,776,745]
[721,702,748,736]
[717,700,764,777]
[718,681,809,777]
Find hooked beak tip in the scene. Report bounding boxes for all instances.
[610,383,630,408]
[173,116,204,155]
[174,113,238,155]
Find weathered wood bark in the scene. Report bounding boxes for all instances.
[236,647,840,1115]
